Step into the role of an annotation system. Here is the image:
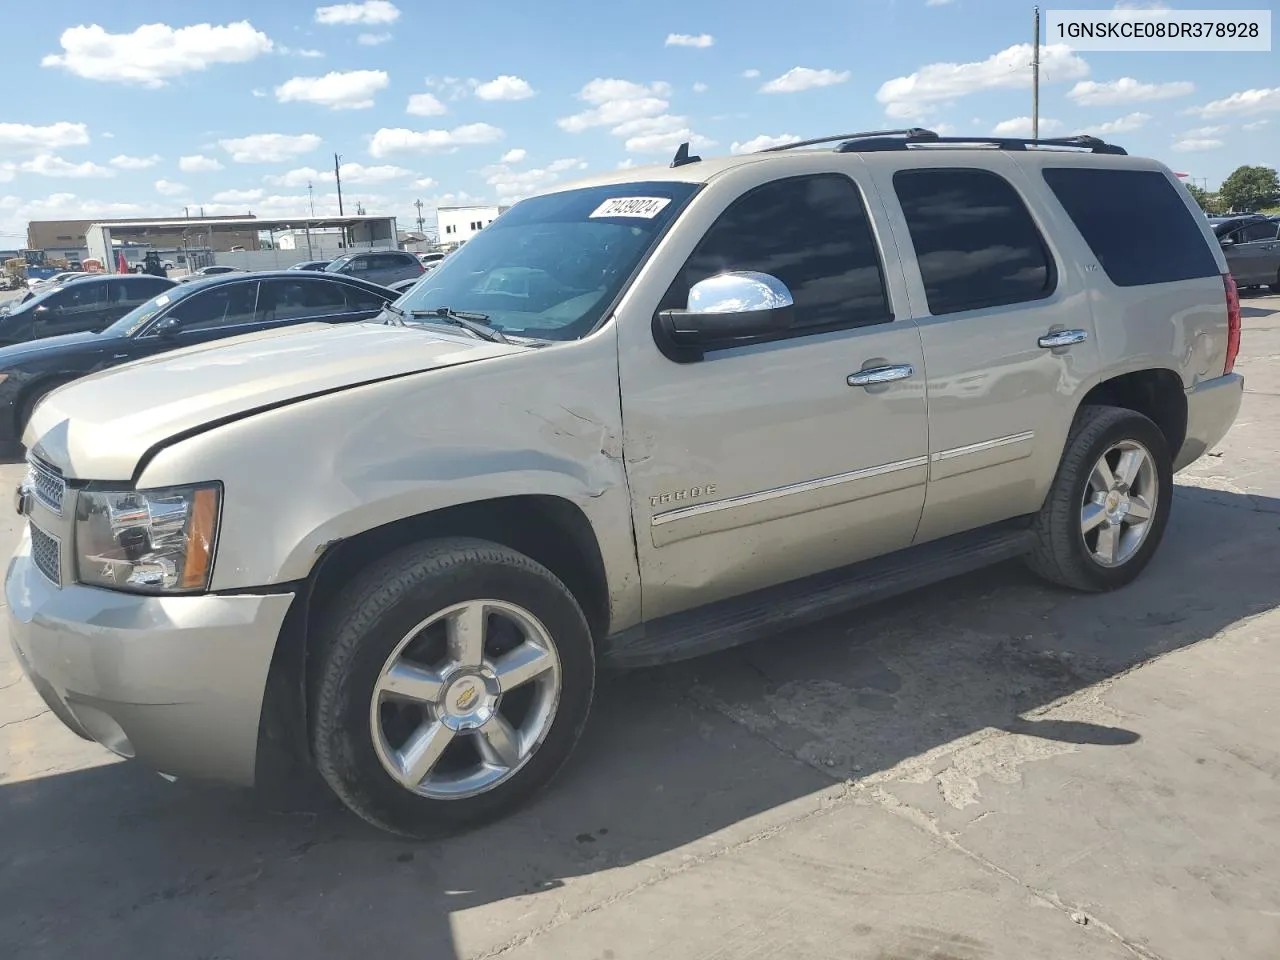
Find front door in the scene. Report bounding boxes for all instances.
[35,281,109,338]
[616,164,929,620]
[1223,219,1280,286]
[869,156,1101,544]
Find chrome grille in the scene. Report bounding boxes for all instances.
[29,522,61,585]
[27,457,66,516]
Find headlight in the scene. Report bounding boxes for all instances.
[75,483,221,594]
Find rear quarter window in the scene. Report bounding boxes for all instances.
[1041,168,1220,287]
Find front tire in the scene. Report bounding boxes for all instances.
[311,537,596,838]
[1026,405,1173,592]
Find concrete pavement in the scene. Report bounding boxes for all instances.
[1,293,1278,960]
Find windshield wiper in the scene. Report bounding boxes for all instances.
[408,306,509,344]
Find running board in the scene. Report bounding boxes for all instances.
[602,519,1036,669]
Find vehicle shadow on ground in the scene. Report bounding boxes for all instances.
[0,484,1277,960]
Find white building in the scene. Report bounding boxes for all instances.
[436,204,509,246]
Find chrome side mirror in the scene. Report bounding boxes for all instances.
[656,271,795,359]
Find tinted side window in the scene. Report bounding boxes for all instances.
[1042,168,1220,287]
[670,173,892,335]
[46,282,107,314]
[114,278,169,308]
[343,256,372,273]
[894,168,1054,315]
[343,283,391,311]
[1238,220,1279,243]
[257,278,350,322]
[166,283,258,332]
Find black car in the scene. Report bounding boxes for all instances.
[0,274,177,347]
[1208,214,1280,290]
[0,270,398,455]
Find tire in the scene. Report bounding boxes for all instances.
[311,536,596,838]
[1026,405,1173,593]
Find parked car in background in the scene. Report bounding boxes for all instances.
[289,260,333,271]
[325,249,424,286]
[28,271,88,292]
[1209,214,1280,291]
[417,252,446,265]
[179,264,245,283]
[0,274,176,347]
[0,270,397,456]
[387,261,440,295]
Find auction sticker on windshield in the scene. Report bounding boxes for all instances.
[589,197,672,219]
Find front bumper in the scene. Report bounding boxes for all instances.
[1173,372,1245,473]
[5,528,294,785]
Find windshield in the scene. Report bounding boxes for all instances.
[101,287,182,336]
[325,255,353,272]
[393,181,698,340]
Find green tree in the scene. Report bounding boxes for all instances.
[1218,165,1280,213]
[1185,183,1224,214]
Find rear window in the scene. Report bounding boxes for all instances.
[1042,168,1220,287]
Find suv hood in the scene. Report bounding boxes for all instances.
[28,320,527,480]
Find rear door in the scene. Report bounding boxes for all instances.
[868,155,1101,544]
[255,276,386,326]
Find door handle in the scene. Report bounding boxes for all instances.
[847,364,914,387]
[1038,329,1088,349]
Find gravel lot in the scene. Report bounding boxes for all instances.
[1,292,1278,960]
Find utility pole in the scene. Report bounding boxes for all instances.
[334,153,345,216]
[1032,5,1041,140]
[414,198,425,236]
[307,180,316,217]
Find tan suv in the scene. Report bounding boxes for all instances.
[7,130,1244,838]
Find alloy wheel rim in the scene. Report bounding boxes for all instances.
[1080,439,1158,568]
[369,599,562,800]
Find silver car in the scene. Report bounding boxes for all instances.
[8,129,1245,839]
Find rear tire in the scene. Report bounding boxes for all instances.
[1026,405,1173,592]
[311,537,596,838]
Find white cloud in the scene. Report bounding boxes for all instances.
[665,33,714,48]
[1183,125,1227,137]
[109,154,161,170]
[501,147,527,163]
[558,78,672,132]
[1243,119,1270,131]
[276,69,388,109]
[616,115,715,154]
[1113,0,1168,9]
[279,46,325,58]
[368,123,504,157]
[253,88,267,97]
[992,117,1063,136]
[473,75,535,101]
[264,162,405,187]
[1188,88,1280,118]
[485,157,587,200]
[179,154,224,172]
[1072,111,1151,135]
[877,43,1089,118]
[314,1,400,25]
[0,166,15,184]
[265,166,329,187]
[211,188,264,203]
[412,177,437,189]
[742,69,760,79]
[692,82,708,93]
[406,92,448,116]
[219,133,323,162]
[730,133,801,153]
[926,0,955,5]
[1068,77,1194,106]
[358,32,391,45]
[1172,137,1222,152]
[617,158,637,169]
[932,123,957,135]
[42,21,273,87]
[0,121,90,156]
[760,67,850,94]
[101,132,115,139]
[0,192,151,241]
[154,179,188,196]
[20,154,114,178]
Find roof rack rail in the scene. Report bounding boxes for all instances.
[832,131,1127,155]
[759,129,937,153]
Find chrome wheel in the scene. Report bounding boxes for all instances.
[369,599,562,800]
[1080,439,1158,568]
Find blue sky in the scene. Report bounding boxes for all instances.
[1,0,1276,244]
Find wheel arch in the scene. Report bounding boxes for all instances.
[1076,367,1187,458]
[256,493,612,771]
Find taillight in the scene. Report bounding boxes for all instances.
[417,261,425,273]
[1223,272,1241,375]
